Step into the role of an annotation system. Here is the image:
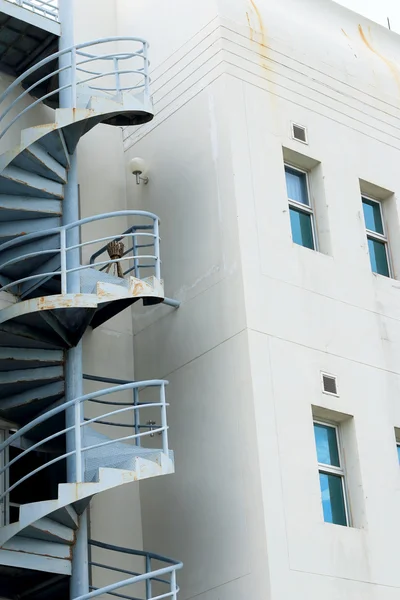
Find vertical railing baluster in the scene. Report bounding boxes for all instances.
[60,228,67,294]
[114,56,121,101]
[153,218,161,280]
[134,387,141,447]
[133,230,141,279]
[144,41,150,99]
[171,570,177,600]
[160,383,168,455]
[75,400,83,483]
[145,555,152,600]
[71,47,77,107]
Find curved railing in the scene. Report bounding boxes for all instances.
[0,379,169,513]
[0,36,150,140]
[0,210,161,297]
[80,540,182,600]
[9,0,58,21]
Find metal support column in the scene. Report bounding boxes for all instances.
[59,2,89,598]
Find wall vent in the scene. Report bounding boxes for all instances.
[321,373,338,396]
[291,123,308,144]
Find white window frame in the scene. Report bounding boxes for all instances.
[285,163,318,250]
[362,195,392,277]
[314,419,350,526]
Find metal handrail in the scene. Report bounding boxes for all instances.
[8,0,58,20]
[80,540,182,600]
[0,210,161,296]
[0,380,169,503]
[0,36,150,140]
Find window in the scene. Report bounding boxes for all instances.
[313,421,348,526]
[397,443,400,464]
[362,196,391,277]
[285,165,316,250]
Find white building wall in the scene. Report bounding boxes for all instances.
[124,73,270,598]
[120,0,400,599]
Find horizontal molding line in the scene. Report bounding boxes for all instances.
[124,25,400,151]
[127,19,400,129]
[219,19,400,117]
[123,62,226,151]
[219,34,400,127]
[124,65,400,155]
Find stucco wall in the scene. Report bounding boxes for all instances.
[121,0,400,599]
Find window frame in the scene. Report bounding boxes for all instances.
[285,163,317,250]
[313,419,350,526]
[362,194,392,277]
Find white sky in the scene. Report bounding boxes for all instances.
[335,0,400,32]
[335,0,400,33]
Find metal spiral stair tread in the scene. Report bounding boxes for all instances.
[0,35,181,600]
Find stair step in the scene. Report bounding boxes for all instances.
[0,453,174,548]
[0,234,60,268]
[37,130,70,169]
[0,546,71,576]
[0,365,63,386]
[0,320,67,350]
[0,196,62,220]
[0,347,63,370]
[0,166,63,199]
[13,143,68,184]
[20,518,75,545]
[0,381,64,413]
[19,255,61,299]
[0,216,61,242]
[3,536,72,560]
[50,506,79,530]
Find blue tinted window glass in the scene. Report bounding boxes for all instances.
[319,472,347,526]
[289,207,314,249]
[367,238,389,277]
[362,198,384,235]
[397,445,400,463]
[314,423,340,467]
[285,166,309,205]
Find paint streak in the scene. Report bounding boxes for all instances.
[341,28,349,38]
[358,24,400,92]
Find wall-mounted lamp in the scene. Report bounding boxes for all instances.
[130,157,149,185]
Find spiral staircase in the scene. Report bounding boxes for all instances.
[0,4,182,599]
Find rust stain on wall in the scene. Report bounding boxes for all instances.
[246,12,254,42]
[249,0,266,48]
[358,24,400,91]
[247,0,271,72]
[341,28,358,58]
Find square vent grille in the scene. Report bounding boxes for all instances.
[291,123,308,144]
[322,373,338,395]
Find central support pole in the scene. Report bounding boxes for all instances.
[59,2,89,598]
